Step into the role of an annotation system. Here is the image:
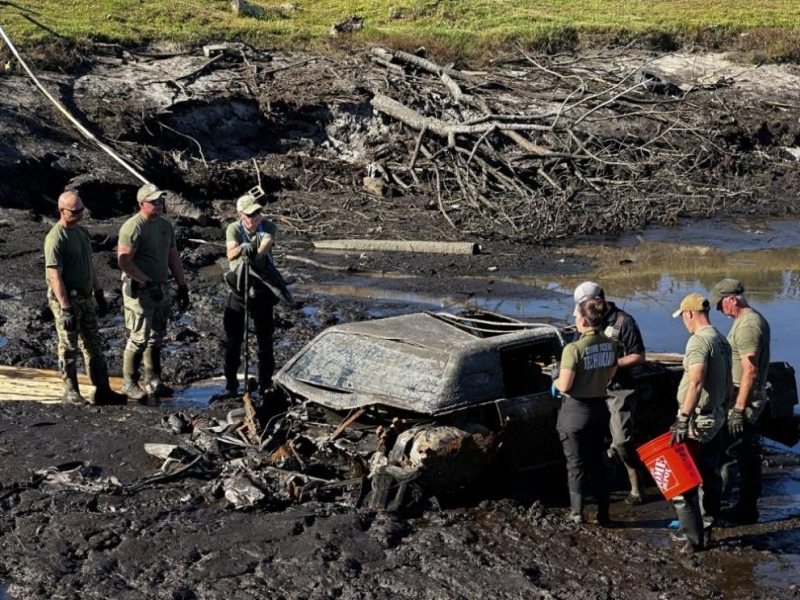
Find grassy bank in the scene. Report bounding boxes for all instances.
[2,0,800,62]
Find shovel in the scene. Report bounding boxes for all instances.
[240,255,259,441]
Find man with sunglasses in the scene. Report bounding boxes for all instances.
[117,183,190,402]
[44,190,127,405]
[711,278,771,525]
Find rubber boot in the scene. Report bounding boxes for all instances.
[87,361,127,406]
[61,369,87,405]
[568,492,584,525]
[143,347,174,398]
[596,499,611,526]
[672,493,705,553]
[616,443,645,505]
[120,349,146,402]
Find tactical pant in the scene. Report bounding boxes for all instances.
[557,396,610,505]
[607,387,637,446]
[672,430,724,547]
[122,281,170,374]
[723,417,763,513]
[223,292,275,392]
[48,292,108,385]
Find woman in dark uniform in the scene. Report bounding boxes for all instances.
[553,297,617,524]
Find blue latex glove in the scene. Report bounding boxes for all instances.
[551,383,561,399]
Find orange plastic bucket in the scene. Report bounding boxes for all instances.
[636,432,703,500]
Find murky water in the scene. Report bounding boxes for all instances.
[159,379,227,409]
[0,336,6,350]
[0,582,12,600]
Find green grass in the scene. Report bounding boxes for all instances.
[2,0,800,62]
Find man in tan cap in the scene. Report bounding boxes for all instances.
[117,183,190,402]
[219,193,278,399]
[711,278,771,525]
[669,292,732,552]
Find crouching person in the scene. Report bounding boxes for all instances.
[45,191,127,405]
[553,297,617,525]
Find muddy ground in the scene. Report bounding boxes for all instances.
[1,43,800,598]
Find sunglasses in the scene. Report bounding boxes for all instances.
[142,198,165,206]
[62,206,85,215]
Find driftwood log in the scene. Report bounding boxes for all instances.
[313,239,480,255]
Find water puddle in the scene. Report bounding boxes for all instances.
[0,336,6,350]
[159,380,228,409]
[0,582,12,600]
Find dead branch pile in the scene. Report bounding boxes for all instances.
[365,47,754,241]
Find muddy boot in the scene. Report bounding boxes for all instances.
[119,377,146,402]
[91,385,128,406]
[61,371,87,405]
[143,347,174,398]
[616,443,645,505]
[721,502,759,525]
[87,361,128,405]
[595,500,611,526]
[121,350,146,401]
[672,493,704,553]
[568,492,584,525]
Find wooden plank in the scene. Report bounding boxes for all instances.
[0,366,125,403]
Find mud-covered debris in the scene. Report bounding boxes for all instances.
[230,0,264,18]
[35,462,122,494]
[162,412,192,434]
[331,15,364,37]
[144,442,198,461]
[223,472,267,509]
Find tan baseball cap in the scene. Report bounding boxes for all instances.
[236,194,262,215]
[137,183,167,203]
[672,293,710,318]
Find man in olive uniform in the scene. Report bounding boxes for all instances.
[220,193,278,398]
[670,293,732,553]
[117,184,190,402]
[712,278,771,525]
[44,190,126,405]
[573,282,647,504]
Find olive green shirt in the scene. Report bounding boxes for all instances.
[677,325,732,414]
[561,331,617,398]
[728,309,770,391]
[44,223,93,294]
[118,213,176,283]
[225,220,277,272]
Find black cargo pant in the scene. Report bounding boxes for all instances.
[223,291,275,393]
[557,396,610,503]
[723,388,763,511]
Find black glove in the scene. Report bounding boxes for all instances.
[177,284,191,312]
[239,243,255,260]
[94,289,108,317]
[144,280,164,303]
[727,407,745,439]
[60,306,77,332]
[669,412,690,446]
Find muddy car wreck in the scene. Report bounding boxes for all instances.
[271,310,798,508]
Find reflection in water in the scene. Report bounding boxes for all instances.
[160,380,227,409]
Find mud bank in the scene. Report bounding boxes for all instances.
[2,44,800,599]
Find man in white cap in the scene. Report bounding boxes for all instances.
[117,183,190,402]
[711,278,771,525]
[669,292,731,552]
[573,281,647,505]
[219,193,278,399]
